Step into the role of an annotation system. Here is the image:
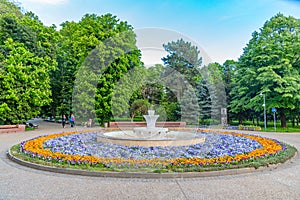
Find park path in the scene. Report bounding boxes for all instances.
[0,119,299,200]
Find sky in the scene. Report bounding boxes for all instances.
[15,0,300,65]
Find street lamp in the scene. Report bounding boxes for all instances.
[260,93,266,131]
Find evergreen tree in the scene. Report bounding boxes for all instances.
[180,86,200,126]
[162,39,202,123]
[198,63,226,125]
[197,78,211,125]
[162,38,202,88]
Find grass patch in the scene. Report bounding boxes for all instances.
[263,127,300,133]
[230,120,300,132]
[25,127,35,131]
[9,143,297,173]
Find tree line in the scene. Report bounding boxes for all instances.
[0,0,299,127]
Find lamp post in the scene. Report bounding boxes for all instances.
[260,93,266,131]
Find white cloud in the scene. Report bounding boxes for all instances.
[25,0,68,5]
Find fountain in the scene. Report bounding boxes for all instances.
[97,110,205,147]
[132,110,169,138]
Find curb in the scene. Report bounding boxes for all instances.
[7,149,298,179]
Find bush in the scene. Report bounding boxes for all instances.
[238,125,261,131]
[111,116,145,122]
[199,119,221,126]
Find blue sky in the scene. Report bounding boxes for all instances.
[17,0,300,65]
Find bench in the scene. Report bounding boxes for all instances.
[29,122,39,128]
[23,122,39,128]
[109,121,186,128]
[0,124,26,134]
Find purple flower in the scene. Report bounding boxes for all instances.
[40,132,262,161]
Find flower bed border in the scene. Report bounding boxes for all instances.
[7,146,298,179]
[7,130,298,178]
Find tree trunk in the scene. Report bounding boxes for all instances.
[238,115,243,124]
[51,102,56,122]
[279,109,287,128]
[131,113,135,122]
[256,116,259,126]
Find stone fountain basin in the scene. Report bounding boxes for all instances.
[97,131,206,147]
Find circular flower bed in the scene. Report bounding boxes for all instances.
[13,130,295,173]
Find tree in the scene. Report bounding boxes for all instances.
[0,3,57,124]
[180,86,200,126]
[55,14,142,125]
[95,49,142,125]
[162,39,203,123]
[197,77,211,125]
[0,0,23,18]
[198,63,226,125]
[111,63,184,122]
[71,30,143,124]
[162,38,202,88]
[111,65,147,120]
[231,13,300,127]
[130,99,150,121]
[0,39,54,124]
[221,60,237,123]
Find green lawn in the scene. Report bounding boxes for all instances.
[262,126,300,133]
[230,120,300,132]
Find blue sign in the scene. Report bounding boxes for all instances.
[272,108,277,113]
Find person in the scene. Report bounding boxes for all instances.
[62,115,66,128]
[85,119,92,127]
[70,114,75,127]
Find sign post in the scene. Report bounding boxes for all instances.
[272,108,277,131]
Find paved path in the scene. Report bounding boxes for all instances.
[0,119,299,200]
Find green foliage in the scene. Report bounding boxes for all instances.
[0,0,23,18]
[162,38,202,87]
[2,1,300,128]
[0,39,54,124]
[230,13,300,127]
[129,99,150,121]
[111,65,147,119]
[238,125,261,131]
[67,16,142,124]
[46,13,143,125]
[162,39,203,123]
[0,3,58,124]
[194,63,227,126]
[94,48,142,125]
[221,60,237,122]
[198,63,226,125]
[160,101,180,121]
[180,86,200,126]
[197,77,211,124]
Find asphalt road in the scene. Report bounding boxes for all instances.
[0,119,299,200]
